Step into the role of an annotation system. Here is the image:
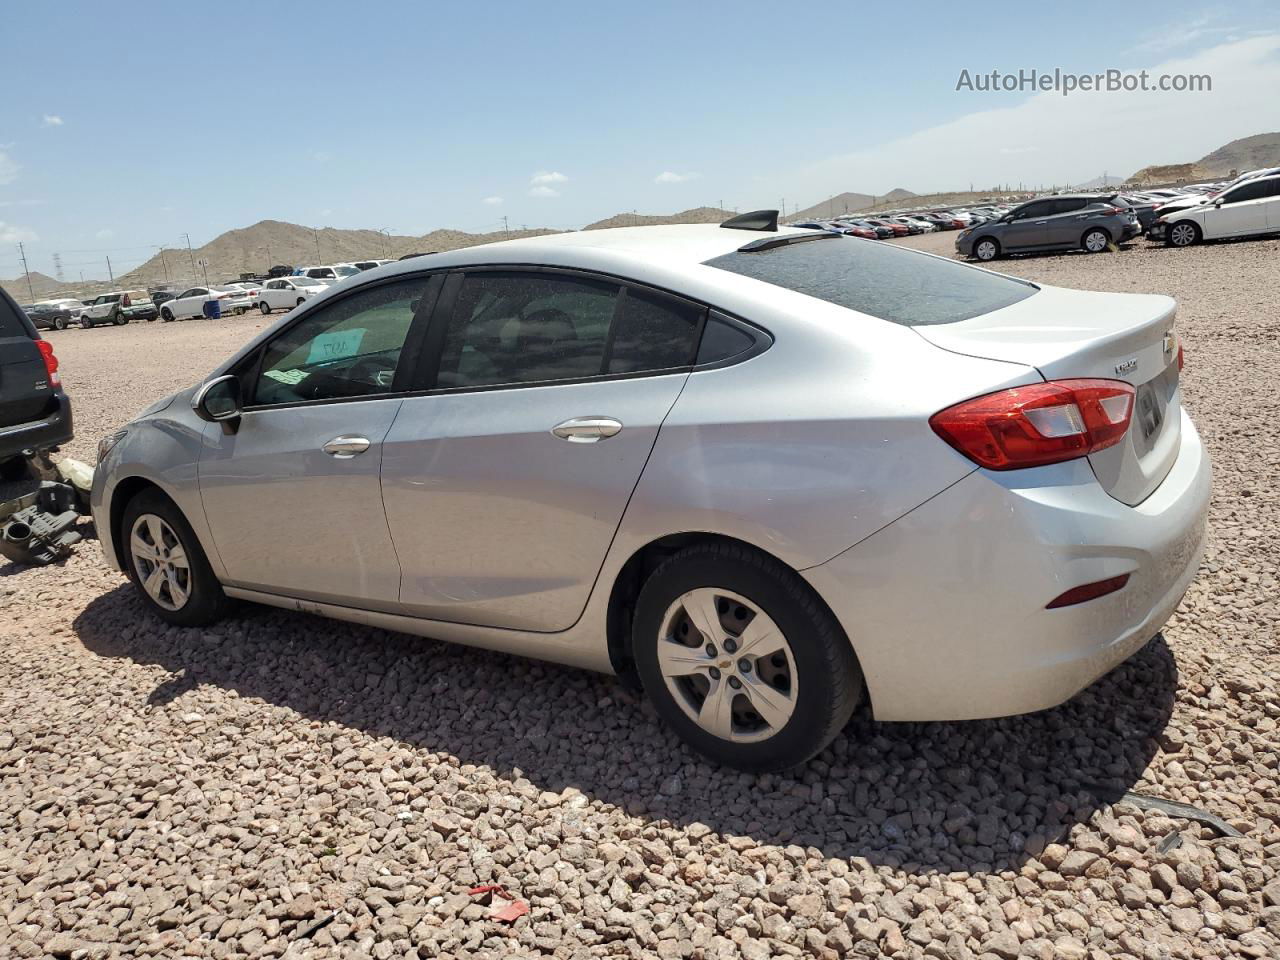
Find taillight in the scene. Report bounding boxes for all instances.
[930,379,1135,470]
[35,339,61,388]
[122,294,132,306]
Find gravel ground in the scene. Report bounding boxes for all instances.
[2,237,1278,960]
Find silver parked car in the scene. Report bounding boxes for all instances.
[93,215,1210,771]
[955,194,1141,261]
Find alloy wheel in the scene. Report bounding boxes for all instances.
[656,587,798,743]
[1170,223,1196,247]
[130,513,192,611]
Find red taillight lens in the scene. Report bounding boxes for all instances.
[35,339,61,388]
[1046,574,1130,609]
[930,379,1135,470]
[1177,344,1184,371]
[122,294,132,306]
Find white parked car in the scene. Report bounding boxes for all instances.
[353,259,395,271]
[159,286,254,321]
[297,264,361,282]
[256,276,330,314]
[1151,172,1280,246]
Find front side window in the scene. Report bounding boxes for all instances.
[435,273,619,389]
[1223,180,1269,204]
[251,277,429,406]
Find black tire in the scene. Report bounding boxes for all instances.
[1168,221,1200,248]
[632,541,862,772]
[973,237,1000,262]
[80,317,93,329]
[297,298,306,307]
[114,314,129,325]
[259,302,271,315]
[120,489,231,628]
[54,316,68,331]
[161,307,174,322]
[1082,228,1111,253]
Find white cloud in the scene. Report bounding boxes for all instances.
[95,228,114,240]
[530,171,568,185]
[655,171,700,184]
[800,34,1280,195]
[42,114,64,127]
[0,150,17,185]
[482,195,504,205]
[528,185,559,198]
[0,221,38,245]
[1131,15,1237,54]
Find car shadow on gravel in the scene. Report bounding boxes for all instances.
[74,585,1177,877]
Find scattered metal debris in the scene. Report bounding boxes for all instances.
[1156,830,1185,855]
[0,457,95,566]
[1088,784,1245,839]
[294,912,335,941]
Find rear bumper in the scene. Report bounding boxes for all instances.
[803,408,1210,722]
[0,393,74,462]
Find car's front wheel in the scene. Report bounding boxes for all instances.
[633,542,862,772]
[122,490,230,627]
[973,237,1000,261]
[1169,221,1200,247]
[161,308,174,322]
[259,302,271,315]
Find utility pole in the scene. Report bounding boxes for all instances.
[106,255,114,284]
[17,241,35,301]
[184,233,197,282]
[313,228,322,262]
[378,228,390,257]
[502,216,509,237]
[155,246,170,282]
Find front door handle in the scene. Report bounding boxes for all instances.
[322,435,371,458]
[551,417,623,443]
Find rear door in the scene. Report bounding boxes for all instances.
[1045,197,1089,245]
[380,269,703,631]
[0,292,54,428]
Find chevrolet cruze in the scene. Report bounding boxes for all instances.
[93,213,1210,771]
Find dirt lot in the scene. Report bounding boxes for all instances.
[2,236,1278,960]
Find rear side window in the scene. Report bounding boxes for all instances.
[607,287,703,374]
[697,316,756,364]
[436,272,620,389]
[0,293,33,338]
[703,237,1036,326]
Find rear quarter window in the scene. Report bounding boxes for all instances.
[0,293,34,338]
[703,236,1037,326]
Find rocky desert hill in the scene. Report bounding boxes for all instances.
[1128,132,1280,184]
[787,189,917,222]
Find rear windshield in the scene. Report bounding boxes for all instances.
[703,236,1036,326]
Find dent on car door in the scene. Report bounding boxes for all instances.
[380,270,703,632]
[197,274,438,607]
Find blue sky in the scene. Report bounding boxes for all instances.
[3,0,1279,280]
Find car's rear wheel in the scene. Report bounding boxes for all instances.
[122,490,230,627]
[161,307,174,322]
[80,317,93,329]
[633,542,862,772]
[54,316,68,330]
[1082,228,1110,253]
[973,237,1000,261]
[114,315,129,325]
[297,297,306,307]
[1169,221,1200,247]
[259,302,271,315]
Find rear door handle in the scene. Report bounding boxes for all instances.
[322,435,371,458]
[551,417,623,443]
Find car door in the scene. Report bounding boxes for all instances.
[175,288,207,318]
[197,273,438,607]
[1208,179,1271,238]
[380,269,704,632]
[1263,177,1280,229]
[1046,197,1089,245]
[1001,201,1052,250]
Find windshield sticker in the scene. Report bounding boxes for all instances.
[306,327,367,364]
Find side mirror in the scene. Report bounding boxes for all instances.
[191,375,243,432]
[1214,200,1223,208]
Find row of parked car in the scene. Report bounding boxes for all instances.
[791,164,1280,262]
[17,258,405,332]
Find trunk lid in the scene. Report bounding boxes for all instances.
[914,284,1181,505]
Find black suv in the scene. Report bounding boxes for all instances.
[0,288,73,479]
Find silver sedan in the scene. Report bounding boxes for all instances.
[92,214,1210,771]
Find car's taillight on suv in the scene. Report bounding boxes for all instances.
[929,379,1135,470]
[35,339,61,388]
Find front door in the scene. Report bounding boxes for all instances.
[198,274,436,607]
[381,270,705,632]
[1209,179,1272,238]
[1002,200,1052,250]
